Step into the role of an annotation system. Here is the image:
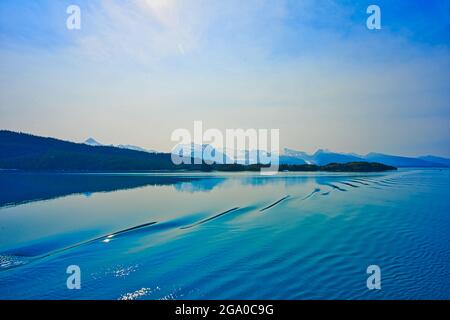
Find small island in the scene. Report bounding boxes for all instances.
[284,162,397,172]
[195,162,397,173]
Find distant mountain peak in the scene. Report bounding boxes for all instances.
[83,138,156,153]
[84,138,102,146]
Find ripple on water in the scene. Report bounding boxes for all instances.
[0,254,29,270]
[0,169,449,299]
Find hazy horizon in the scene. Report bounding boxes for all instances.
[2,128,450,159]
[1,1,449,157]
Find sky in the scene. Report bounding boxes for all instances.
[0,0,449,156]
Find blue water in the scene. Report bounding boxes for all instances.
[0,169,449,299]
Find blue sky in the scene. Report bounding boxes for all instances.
[0,0,449,156]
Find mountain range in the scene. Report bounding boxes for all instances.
[282,148,450,167]
[82,136,450,168]
[169,144,450,168]
[0,130,449,170]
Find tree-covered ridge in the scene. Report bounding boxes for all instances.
[0,130,177,171]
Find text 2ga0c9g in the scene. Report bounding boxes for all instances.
[219,304,274,316]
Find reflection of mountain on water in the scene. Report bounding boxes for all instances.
[0,173,200,208]
[0,172,391,208]
[174,178,226,193]
[241,176,313,187]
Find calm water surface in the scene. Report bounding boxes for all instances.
[0,169,449,299]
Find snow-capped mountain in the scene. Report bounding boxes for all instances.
[83,138,156,153]
[171,145,307,165]
[171,143,232,164]
[283,148,314,163]
[84,138,103,147]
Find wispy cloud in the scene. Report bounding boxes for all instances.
[0,0,449,156]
